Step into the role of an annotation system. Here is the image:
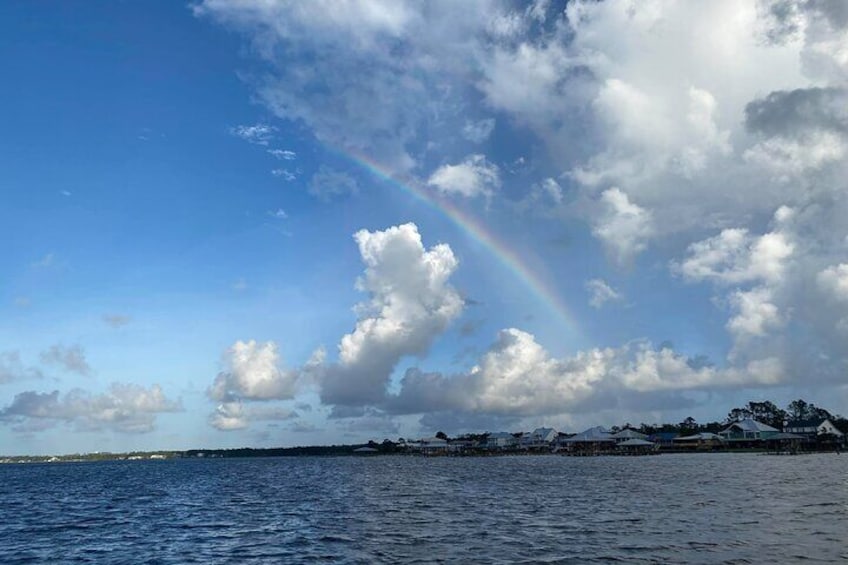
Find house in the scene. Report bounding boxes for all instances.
[784,418,844,439]
[487,431,518,450]
[448,438,476,454]
[616,438,657,454]
[520,427,558,449]
[611,429,649,442]
[719,418,779,441]
[648,432,679,448]
[561,426,617,453]
[419,437,448,455]
[672,432,724,450]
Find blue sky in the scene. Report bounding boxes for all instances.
[2,0,848,455]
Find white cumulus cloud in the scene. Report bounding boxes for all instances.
[320,223,464,406]
[592,188,653,267]
[209,340,297,402]
[427,154,500,199]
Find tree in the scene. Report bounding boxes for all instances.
[435,431,448,440]
[679,417,698,434]
[809,404,833,420]
[787,399,810,421]
[746,401,787,429]
[726,407,752,424]
[786,399,833,422]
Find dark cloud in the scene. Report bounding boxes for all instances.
[745,87,848,137]
[808,0,848,28]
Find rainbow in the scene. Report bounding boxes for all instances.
[337,148,579,334]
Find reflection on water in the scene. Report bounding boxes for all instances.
[1,453,846,563]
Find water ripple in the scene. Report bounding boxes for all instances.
[1,453,846,563]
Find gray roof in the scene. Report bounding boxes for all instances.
[722,418,779,434]
[617,438,655,447]
[564,426,615,442]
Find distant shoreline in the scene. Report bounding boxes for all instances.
[1,444,842,464]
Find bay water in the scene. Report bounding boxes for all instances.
[1,453,845,563]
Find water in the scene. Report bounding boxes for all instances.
[1,453,845,563]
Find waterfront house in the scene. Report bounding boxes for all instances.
[616,438,657,454]
[611,429,649,442]
[719,418,779,441]
[448,438,476,454]
[672,432,724,450]
[520,427,558,450]
[561,426,616,454]
[648,432,679,448]
[420,437,448,455]
[487,431,518,450]
[784,418,844,439]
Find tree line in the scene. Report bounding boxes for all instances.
[628,398,847,437]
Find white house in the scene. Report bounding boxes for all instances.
[419,437,448,455]
[520,427,558,449]
[719,418,780,440]
[784,418,844,438]
[487,431,518,449]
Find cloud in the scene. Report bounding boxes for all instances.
[427,154,500,198]
[195,2,848,426]
[196,1,543,174]
[726,286,784,342]
[209,340,297,402]
[0,351,43,384]
[675,224,794,286]
[232,278,248,292]
[817,263,848,302]
[271,168,297,181]
[388,328,785,418]
[14,297,31,308]
[462,118,496,143]
[308,167,358,201]
[591,188,653,267]
[102,314,131,328]
[743,87,848,179]
[0,384,181,433]
[210,401,297,431]
[40,344,92,376]
[745,87,848,138]
[585,278,623,308]
[230,123,277,145]
[674,207,798,358]
[267,149,296,160]
[319,223,464,407]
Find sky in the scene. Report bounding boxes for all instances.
[2,0,848,455]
